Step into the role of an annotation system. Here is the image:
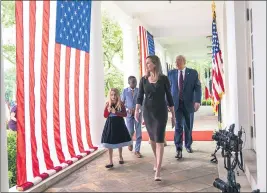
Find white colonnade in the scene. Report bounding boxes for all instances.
[89,1,105,147]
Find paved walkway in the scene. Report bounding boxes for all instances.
[164,106,217,131]
[46,105,220,192]
[46,141,220,192]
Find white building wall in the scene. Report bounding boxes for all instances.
[224,1,266,191]
[155,41,167,75]
[250,1,266,192]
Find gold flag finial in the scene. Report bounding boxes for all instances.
[212,1,216,19]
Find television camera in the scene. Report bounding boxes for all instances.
[210,124,245,192]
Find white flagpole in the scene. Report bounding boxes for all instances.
[0,12,10,192]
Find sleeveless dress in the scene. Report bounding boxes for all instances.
[101,103,132,149]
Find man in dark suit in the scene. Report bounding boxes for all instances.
[168,55,201,159]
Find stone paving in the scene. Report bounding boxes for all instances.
[46,141,220,192]
[45,105,220,192]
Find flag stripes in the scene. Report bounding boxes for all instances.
[16,1,97,190]
[138,26,155,77]
[211,6,225,112]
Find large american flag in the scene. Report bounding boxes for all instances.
[211,8,225,112]
[16,0,97,190]
[138,26,155,76]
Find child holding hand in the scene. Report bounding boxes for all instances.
[101,88,132,168]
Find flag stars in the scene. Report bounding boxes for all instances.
[56,1,90,52]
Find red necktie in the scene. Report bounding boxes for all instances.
[179,71,184,100]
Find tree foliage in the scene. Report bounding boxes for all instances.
[1,1,16,102]
[102,11,124,95]
[1,1,15,28]
[3,44,16,65]
[186,59,212,99]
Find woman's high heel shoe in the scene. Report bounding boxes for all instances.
[154,176,162,181]
[105,164,114,168]
[154,171,162,181]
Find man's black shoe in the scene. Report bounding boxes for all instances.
[186,147,193,153]
[175,150,182,159]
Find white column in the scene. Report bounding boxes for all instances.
[89,1,105,147]
[1,22,9,192]
[225,1,239,129]
[161,50,167,75]
[155,43,167,74]
[251,1,266,191]
[225,1,251,131]
[122,18,139,87]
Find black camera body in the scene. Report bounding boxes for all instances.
[212,124,243,154]
[211,124,244,193]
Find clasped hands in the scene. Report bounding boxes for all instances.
[108,106,116,114]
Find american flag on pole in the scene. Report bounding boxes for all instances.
[16,0,97,190]
[138,26,155,76]
[211,4,225,112]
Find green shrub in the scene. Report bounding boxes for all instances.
[7,130,17,187]
[201,99,212,106]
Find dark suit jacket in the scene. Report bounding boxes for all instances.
[167,68,202,113]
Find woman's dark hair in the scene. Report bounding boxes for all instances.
[146,55,163,77]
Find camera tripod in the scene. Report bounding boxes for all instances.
[210,143,220,164]
[213,149,244,192]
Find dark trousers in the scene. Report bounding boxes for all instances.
[174,100,194,151]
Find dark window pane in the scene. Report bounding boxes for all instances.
[250,9,253,33]
[251,35,254,59]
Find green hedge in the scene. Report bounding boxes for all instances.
[7,130,17,187]
[201,99,212,106]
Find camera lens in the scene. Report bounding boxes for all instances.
[213,178,228,192]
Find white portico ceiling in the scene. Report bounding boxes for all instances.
[111,1,224,60]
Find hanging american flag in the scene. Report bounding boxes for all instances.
[138,26,155,76]
[16,0,97,190]
[211,3,225,112]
